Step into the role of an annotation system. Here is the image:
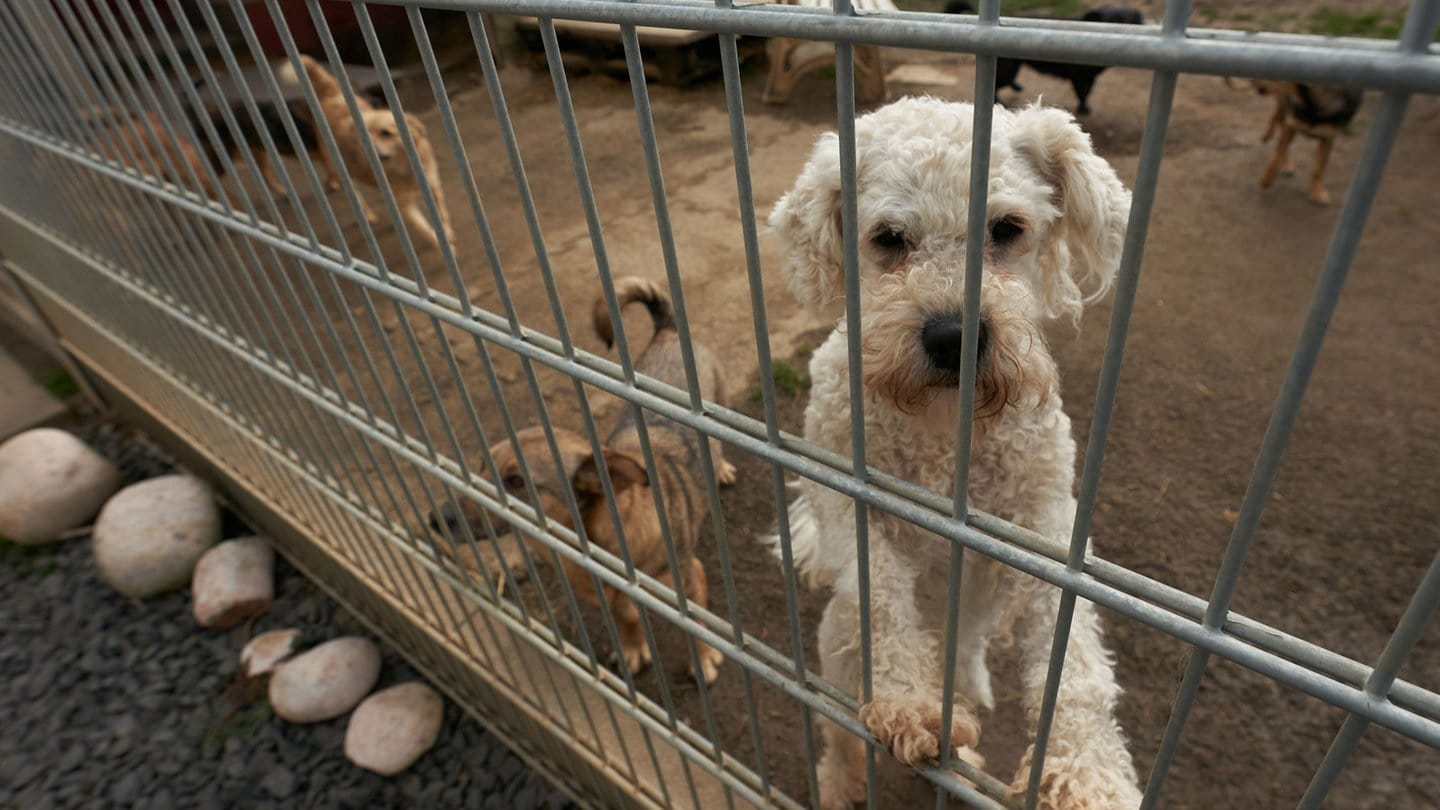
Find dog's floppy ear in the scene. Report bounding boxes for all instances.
[573,449,649,500]
[769,132,845,317]
[1009,105,1131,322]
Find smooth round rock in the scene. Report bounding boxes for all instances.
[192,537,274,628]
[240,629,302,679]
[91,475,220,599]
[269,637,381,723]
[0,428,121,545]
[344,682,444,775]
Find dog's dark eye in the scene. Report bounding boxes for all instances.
[988,216,1025,245]
[870,225,910,253]
[502,474,526,491]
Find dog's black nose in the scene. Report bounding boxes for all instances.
[922,316,988,373]
[428,503,459,536]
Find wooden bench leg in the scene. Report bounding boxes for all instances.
[763,37,803,104]
[763,39,888,106]
[855,44,889,105]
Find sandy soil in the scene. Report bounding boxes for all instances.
[229,12,1440,808]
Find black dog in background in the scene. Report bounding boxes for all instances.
[944,3,1143,115]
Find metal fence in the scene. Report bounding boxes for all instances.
[0,1,1437,808]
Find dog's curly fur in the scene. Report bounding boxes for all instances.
[768,97,1141,808]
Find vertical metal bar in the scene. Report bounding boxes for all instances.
[536,19,704,808]
[450,12,662,775]
[714,0,821,799]
[1023,4,1188,807]
[829,1,879,806]
[1141,3,1427,802]
[616,24,753,794]
[934,3,996,804]
[1297,548,1440,809]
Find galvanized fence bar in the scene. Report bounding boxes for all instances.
[1023,3,1189,807]
[1297,547,1440,808]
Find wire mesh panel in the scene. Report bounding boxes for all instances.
[0,1,1437,808]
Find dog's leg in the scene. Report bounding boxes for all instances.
[683,557,723,684]
[1261,97,1285,143]
[255,149,289,196]
[950,553,1005,711]
[611,594,653,676]
[816,596,869,810]
[1007,575,1142,809]
[421,159,458,257]
[1070,73,1097,116]
[855,532,980,767]
[1309,136,1335,206]
[710,437,737,486]
[1259,124,1297,190]
[399,193,444,255]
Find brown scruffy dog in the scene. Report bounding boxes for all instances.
[431,276,734,683]
[276,53,454,254]
[1251,79,1363,205]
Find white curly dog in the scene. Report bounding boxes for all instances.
[769,97,1142,809]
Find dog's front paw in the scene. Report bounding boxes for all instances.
[690,643,723,684]
[1011,749,1142,810]
[609,642,652,677]
[859,694,980,767]
[1309,187,1332,206]
[818,775,867,810]
[716,459,737,487]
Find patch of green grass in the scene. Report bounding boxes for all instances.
[1001,0,1088,18]
[772,360,811,397]
[1308,7,1403,40]
[38,368,78,399]
[201,701,273,757]
[750,359,812,404]
[0,537,63,577]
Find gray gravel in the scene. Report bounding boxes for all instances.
[0,425,576,810]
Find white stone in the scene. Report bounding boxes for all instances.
[0,428,121,545]
[192,537,274,628]
[269,637,381,723]
[240,628,302,678]
[344,682,445,775]
[91,475,220,599]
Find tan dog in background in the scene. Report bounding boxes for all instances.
[431,276,734,683]
[278,54,454,254]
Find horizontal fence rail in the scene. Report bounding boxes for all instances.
[0,1,1437,809]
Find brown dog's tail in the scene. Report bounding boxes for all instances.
[593,276,675,350]
[277,54,342,102]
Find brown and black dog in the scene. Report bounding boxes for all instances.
[431,276,734,683]
[1249,79,1363,205]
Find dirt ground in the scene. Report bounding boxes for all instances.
[221,7,1440,808]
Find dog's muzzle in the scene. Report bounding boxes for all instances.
[922,314,989,382]
[428,504,460,537]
